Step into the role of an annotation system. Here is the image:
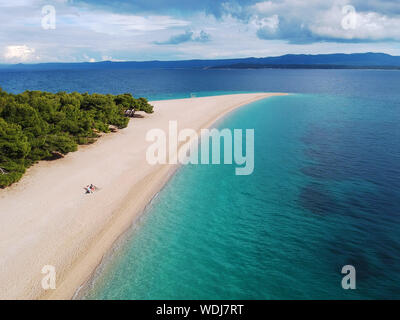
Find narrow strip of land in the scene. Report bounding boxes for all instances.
[0,93,286,299]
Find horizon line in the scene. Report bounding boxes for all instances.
[0,52,395,66]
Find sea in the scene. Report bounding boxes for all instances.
[1,68,399,299]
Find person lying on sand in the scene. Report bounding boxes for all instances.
[85,184,97,194]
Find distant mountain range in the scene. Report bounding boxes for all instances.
[208,53,400,70]
[1,53,400,70]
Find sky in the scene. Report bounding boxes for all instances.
[0,0,400,63]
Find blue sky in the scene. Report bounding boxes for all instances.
[1,0,400,63]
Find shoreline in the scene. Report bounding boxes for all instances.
[0,93,286,299]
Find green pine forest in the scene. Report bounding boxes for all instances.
[0,88,153,188]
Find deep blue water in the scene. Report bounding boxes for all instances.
[2,68,400,101]
[1,68,399,299]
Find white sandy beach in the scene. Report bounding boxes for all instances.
[0,93,286,300]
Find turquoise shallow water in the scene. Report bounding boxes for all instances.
[81,94,400,299]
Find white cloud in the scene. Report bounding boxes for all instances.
[82,54,96,62]
[251,1,280,14]
[247,0,400,42]
[252,14,279,32]
[100,55,126,62]
[62,11,190,36]
[3,45,37,62]
[0,0,34,7]
[310,6,400,41]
